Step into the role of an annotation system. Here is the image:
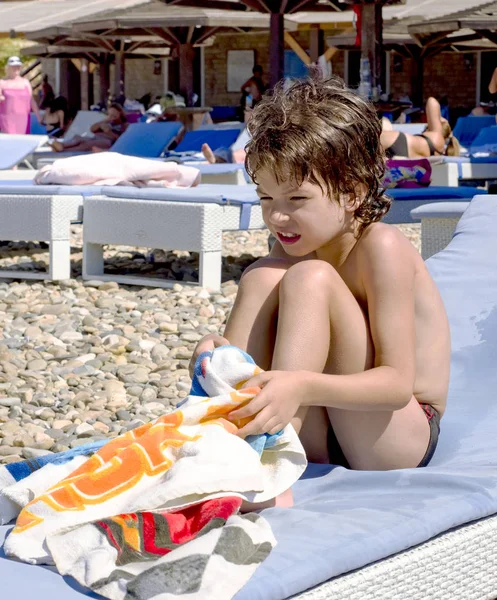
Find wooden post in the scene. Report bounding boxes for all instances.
[360,3,383,94]
[411,53,424,108]
[99,54,110,106]
[80,58,89,110]
[269,12,285,88]
[178,43,195,105]
[309,25,325,64]
[114,48,125,99]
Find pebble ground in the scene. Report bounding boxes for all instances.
[0,224,421,464]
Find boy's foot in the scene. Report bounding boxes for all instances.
[201,143,216,164]
[240,488,294,512]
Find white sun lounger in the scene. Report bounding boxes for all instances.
[0,183,101,280]
[0,134,49,169]
[83,184,264,290]
[2,196,497,600]
[411,201,469,259]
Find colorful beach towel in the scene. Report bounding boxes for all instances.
[384,158,432,188]
[0,346,307,600]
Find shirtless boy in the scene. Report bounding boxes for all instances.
[191,76,451,479]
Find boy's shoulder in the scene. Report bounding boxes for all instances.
[355,222,419,268]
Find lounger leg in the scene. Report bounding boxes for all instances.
[83,242,105,278]
[199,250,222,291]
[48,240,71,280]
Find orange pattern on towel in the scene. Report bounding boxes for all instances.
[12,390,258,533]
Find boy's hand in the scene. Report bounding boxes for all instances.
[229,370,307,437]
[188,334,230,378]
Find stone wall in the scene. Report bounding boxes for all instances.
[424,52,477,108]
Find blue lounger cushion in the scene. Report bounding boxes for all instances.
[33,122,183,164]
[388,185,482,201]
[469,125,497,155]
[452,115,496,147]
[110,122,182,157]
[0,183,105,197]
[171,128,242,153]
[2,196,497,599]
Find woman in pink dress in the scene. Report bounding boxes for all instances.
[0,56,40,134]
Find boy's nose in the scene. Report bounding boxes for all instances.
[268,210,290,226]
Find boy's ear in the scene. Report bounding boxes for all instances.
[344,184,367,213]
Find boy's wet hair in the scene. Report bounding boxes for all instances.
[245,75,391,233]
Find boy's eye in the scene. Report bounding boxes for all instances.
[290,196,308,201]
[259,196,272,201]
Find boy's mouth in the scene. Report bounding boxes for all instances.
[277,232,301,245]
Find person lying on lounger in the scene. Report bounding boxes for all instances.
[381,96,460,158]
[50,103,128,153]
[190,75,450,508]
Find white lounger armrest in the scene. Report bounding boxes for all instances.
[411,202,470,220]
[411,201,471,260]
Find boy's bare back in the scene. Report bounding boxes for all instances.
[331,223,449,416]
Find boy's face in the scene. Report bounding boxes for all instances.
[255,169,353,257]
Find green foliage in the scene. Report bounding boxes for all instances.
[0,38,35,74]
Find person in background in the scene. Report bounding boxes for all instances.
[472,67,497,117]
[381,97,460,158]
[41,95,69,137]
[38,74,55,110]
[50,103,128,153]
[241,65,267,108]
[0,56,41,134]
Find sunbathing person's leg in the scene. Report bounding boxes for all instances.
[201,143,217,164]
[50,135,86,152]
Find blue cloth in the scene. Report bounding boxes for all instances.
[452,115,496,147]
[2,196,497,599]
[183,346,283,455]
[2,441,107,483]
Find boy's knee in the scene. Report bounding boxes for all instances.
[280,260,337,292]
[240,257,292,290]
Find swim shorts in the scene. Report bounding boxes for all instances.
[327,402,441,469]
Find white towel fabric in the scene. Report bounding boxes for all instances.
[3,346,307,600]
[34,152,201,187]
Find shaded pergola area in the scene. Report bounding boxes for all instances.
[408,1,497,50]
[161,0,404,89]
[71,4,293,104]
[23,26,174,107]
[23,2,293,109]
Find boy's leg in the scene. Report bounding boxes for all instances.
[275,260,431,471]
[223,257,292,370]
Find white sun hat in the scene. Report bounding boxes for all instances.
[7,56,22,67]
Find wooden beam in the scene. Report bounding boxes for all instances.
[479,30,497,46]
[323,45,338,61]
[195,26,221,45]
[186,25,195,44]
[145,27,178,45]
[284,31,311,65]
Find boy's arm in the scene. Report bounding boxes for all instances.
[303,228,416,411]
[229,227,418,436]
[489,68,497,95]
